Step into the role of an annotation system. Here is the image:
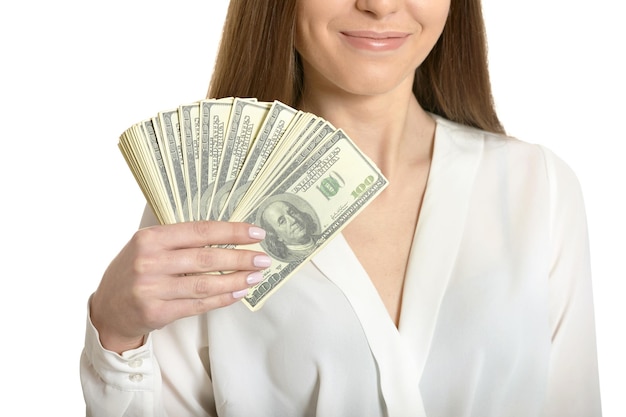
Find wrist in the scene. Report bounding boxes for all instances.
[88,293,146,354]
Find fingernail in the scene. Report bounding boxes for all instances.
[246,271,264,285]
[249,226,266,240]
[253,255,272,268]
[232,288,249,299]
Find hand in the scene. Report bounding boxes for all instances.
[90,221,269,354]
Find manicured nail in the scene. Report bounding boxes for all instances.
[246,271,263,285]
[232,288,249,299]
[249,226,266,240]
[253,255,272,268]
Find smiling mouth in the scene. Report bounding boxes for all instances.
[340,31,410,51]
[342,31,410,39]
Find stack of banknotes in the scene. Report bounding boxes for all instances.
[119,97,388,310]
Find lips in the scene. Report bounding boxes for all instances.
[340,31,410,52]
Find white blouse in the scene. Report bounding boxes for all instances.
[81,117,602,416]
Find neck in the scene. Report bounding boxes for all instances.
[297,79,435,178]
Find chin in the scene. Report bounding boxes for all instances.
[337,60,417,94]
[342,75,413,97]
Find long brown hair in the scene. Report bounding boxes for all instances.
[208,0,504,134]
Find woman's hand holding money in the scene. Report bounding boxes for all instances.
[89,221,269,354]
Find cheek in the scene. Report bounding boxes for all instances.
[295,0,346,62]
[406,1,450,62]
[295,19,328,65]
[295,23,344,85]
[412,0,450,34]
[295,1,321,52]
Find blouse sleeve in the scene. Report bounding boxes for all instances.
[540,146,602,416]
[80,309,167,417]
[80,205,213,416]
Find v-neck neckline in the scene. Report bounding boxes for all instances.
[310,117,485,413]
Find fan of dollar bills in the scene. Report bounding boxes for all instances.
[119,97,388,310]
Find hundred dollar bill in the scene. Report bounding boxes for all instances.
[140,119,178,223]
[179,102,201,220]
[118,126,153,213]
[229,113,319,218]
[208,98,271,220]
[119,121,176,224]
[157,109,191,221]
[150,116,184,222]
[199,98,234,220]
[218,100,299,221]
[232,129,388,311]
[233,117,336,221]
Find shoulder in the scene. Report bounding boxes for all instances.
[432,115,580,185]
[432,114,537,156]
[432,115,586,218]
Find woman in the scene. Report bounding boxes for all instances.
[81,0,602,416]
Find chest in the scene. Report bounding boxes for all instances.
[342,163,429,325]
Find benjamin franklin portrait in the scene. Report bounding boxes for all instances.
[255,194,321,262]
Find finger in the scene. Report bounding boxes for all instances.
[156,246,272,276]
[165,290,251,320]
[135,221,266,250]
[163,270,264,301]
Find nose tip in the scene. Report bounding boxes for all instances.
[356,0,400,18]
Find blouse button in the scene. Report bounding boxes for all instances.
[129,373,143,382]
[129,359,143,368]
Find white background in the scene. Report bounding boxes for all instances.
[1,0,623,415]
